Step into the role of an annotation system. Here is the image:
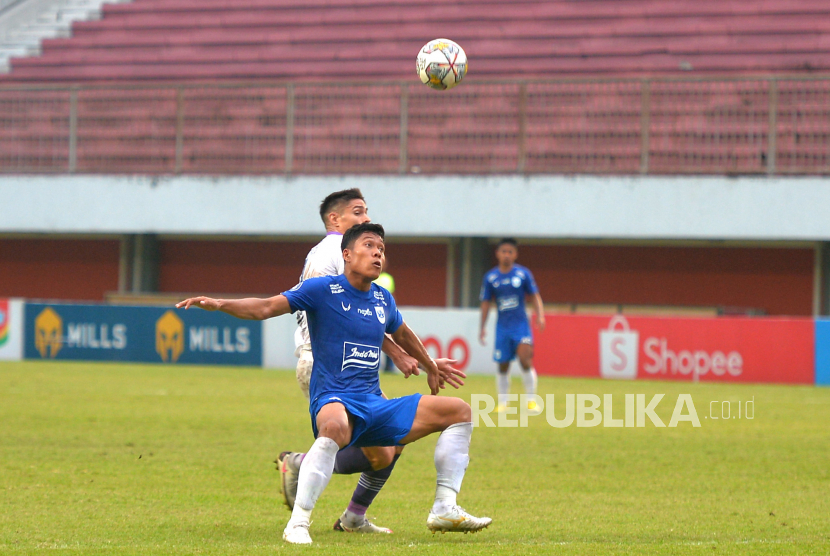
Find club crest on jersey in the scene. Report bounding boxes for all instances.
[512,276,522,288]
[375,306,386,324]
[342,342,380,372]
[329,284,345,294]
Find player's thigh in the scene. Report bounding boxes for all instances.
[361,446,396,470]
[399,396,472,444]
[315,402,353,448]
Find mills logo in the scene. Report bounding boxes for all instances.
[35,307,63,359]
[156,310,184,363]
[0,299,8,347]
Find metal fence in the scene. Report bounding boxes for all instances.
[1,77,829,175]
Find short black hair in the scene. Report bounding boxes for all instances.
[342,223,385,251]
[319,188,365,226]
[497,237,518,248]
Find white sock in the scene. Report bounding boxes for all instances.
[522,367,538,396]
[497,372,510,406]
[432,422,472,515]
[289,437,339,525]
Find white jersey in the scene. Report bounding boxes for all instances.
[293,232,344,352]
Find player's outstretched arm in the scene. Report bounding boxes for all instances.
[176,295,291,321]
[392,322,466,394]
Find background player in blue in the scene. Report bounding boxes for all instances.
[479,238,546,413]
[177,223,491,545]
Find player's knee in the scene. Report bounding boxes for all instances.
[364,446,395,470]
[448,398,471,424]
[318,419,349,447]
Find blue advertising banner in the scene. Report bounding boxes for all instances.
[815,320,830,386]
[24,303,262,366]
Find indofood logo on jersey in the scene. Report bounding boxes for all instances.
[0,299,9,347]
[342,342,380,371]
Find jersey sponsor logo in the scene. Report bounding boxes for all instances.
[376,306,386,324]
[512,276,522,288]
[357,307,373,317]
[373,291,388,305]
[497,296,519,312]
[330,284,345,294]
[156,310,185,363]
[342,341,380,372]
[341,302,351,312]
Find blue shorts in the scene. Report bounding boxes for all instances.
[310,392,422,448]
[494,324,533,363]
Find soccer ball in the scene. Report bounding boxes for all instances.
[416,39,468,90]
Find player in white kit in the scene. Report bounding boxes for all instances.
[279,189,454,534]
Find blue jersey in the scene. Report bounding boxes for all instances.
[282,274,403,404]
[480,264,539,331]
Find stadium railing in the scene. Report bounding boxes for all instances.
[0,76,828,175]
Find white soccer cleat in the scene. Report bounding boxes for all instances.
[334,513,393,534]
[427,505,492,534]
[283,520,312,544]
[276,451,300,510]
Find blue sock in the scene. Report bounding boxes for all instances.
[332,446,373,475]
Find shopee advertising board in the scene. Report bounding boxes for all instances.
[535,314,814,384]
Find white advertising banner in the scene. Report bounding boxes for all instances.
[263,307,499,375]
[0,298,24,361]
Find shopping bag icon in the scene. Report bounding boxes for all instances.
[599,316,639,379]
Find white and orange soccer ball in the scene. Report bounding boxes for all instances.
[416,38,468,90]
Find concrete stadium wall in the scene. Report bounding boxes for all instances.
[2,174,830,240]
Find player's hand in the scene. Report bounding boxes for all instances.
[176,296,220,311]
[426,371,443,395]
[391,351,419,378]
[433,358,466,389]
[536,314,546,331]
[479,329,486,346]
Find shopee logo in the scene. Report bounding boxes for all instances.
[599,316,744,380]
[643,338,743,378]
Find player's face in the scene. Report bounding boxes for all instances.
[335,199,370,232]
[347,232,385,280]
[496,244,517,267]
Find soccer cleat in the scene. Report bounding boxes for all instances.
[333,513,393,534]
[283,520,312,544]
[427,505,492,534]
[276,451,300,511]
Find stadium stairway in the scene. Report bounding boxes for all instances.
[2,0,830,83]
[0,0,129,73]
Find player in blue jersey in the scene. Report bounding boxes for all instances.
[479,238,546,413]
[177,223,492,545]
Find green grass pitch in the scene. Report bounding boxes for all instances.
[1,361,828,555]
